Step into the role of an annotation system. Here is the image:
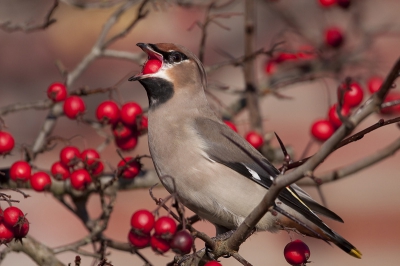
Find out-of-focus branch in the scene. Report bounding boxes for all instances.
[5,236,65,266]
[0,0,59,33]
[0,99,53,116]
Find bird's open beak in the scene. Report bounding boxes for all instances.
[129,43,164,81]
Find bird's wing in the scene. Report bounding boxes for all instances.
[193,117,343,228]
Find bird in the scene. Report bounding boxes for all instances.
[129,42,362,259]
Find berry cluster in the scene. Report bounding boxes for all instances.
[265,46,315,75]
[10,160,51,192]
[128,210,193,255]
[47,82,86,119]
[96,101,147,151]
[0,206,29,244]
[311,80,364,141]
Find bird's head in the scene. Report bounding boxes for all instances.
[129,43,207,108]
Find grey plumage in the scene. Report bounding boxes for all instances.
[129,43,361,259]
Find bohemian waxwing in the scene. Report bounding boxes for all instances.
[129,43,361,259]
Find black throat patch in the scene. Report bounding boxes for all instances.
[139,77,174,109]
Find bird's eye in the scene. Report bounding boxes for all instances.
[169,52,183,63]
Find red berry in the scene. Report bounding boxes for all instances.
[128,230,150,248]
[9,161,31,182]
[296,45,316,60]
[328,104,351,128]
[224,120,238,132]
[204,262,222,266]
[47,82,67,102]
[63,96,85,119]
[142,59,162,75]
[13,217,29,239]
[245,131,264,149]
[112,122,136,139]
[381,92,400,114]
[51,161,70,180]
[311,119,335,141]
[81,148,100,167]
[337,0,350,8]
[60,146,81,166]
[154,216,177,238]
[70,169,92,190]
[284,239,310,265]
[96,100,120,125]
[170,230,193,255]
[0,131,15,155]
[325,27,344,48]
[151,235,171,254]
[91,161,104,176]
[120,102,143,126]
[367,76,383,94]
[3,206,24,229]
[130,210,155,234]
[117,157,141,179]
[115,134,138,151]
[340,82,364,108]
[30,172,52,192]
[318,0,336,7]
[139,115,148,131]
[0,223,14,244]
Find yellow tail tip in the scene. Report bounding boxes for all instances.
[349,248,362,259]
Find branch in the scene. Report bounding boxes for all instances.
[0,0,58,33]
[0,99,53,116]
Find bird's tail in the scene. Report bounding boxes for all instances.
[329,230,362,259]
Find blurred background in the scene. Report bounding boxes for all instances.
[0,0,400,265]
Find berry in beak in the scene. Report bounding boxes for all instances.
[129,43,163,81]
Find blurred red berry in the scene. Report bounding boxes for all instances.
[13,217,29,240]
[154,216,177,239]
[367,76,383,94]
[170,230,193,255]
[118,157,141,179]
[284,239,310,265]
[328,104,351,128]
[275,52,297,63]
[0,223,14,245]
[0,131,15,155]
[81,148,100,167]
[139,115,148,131]
[296,45,315,60]
[130,210,155,234]
[96,100,120,125]
[9,161,31,182]
[204,262,222,266]
[112,122,136,139]
[63,96,85,119]
[340,82,364,108]
[311,119,335,141]
[318,0,336,7]
[3,206,24,229]
[264,60,277,75]
[128,230,150,248]
[60,146,81,166]
[30,172,52,192]
[91,161,104,177]
[224,120,238,132]
[245,131,264,149]
[47,82,67,102]
[121,102,143,126]
[115,134,138,151]
[51,161,70,180]
[151,235,171,254]
[70,169,92,190]
[325,27,344,48]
